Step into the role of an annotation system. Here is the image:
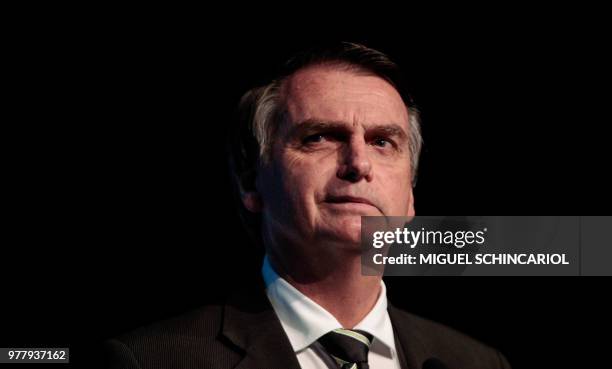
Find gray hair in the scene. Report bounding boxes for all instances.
[247,71,423,185]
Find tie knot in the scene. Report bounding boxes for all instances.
[318,328,373,369]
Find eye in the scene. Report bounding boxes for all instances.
[373,138,391,147]
[303,134,325,144]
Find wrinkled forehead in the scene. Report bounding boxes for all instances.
[279,65,410,131]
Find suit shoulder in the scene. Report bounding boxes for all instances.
[117,304,224,345]
[103,304,240,369]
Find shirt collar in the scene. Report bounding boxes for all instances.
[261,255,396,355]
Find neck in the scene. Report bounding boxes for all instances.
[268,251,383,328]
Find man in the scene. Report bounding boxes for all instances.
[105,42,511,369]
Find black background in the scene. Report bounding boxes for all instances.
[2,6,610,369]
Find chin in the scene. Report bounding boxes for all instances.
[321,217,363,248]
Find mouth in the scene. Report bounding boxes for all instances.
[323,195,381,214]
[325,195,376,207]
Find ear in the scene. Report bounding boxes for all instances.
[406,187,415,217]
[238,168,263,213]
[241,191,263,213]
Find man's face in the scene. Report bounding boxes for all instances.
[256,65,415,251]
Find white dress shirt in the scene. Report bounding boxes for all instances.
[262,255,401,369]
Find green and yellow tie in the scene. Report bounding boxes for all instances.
[318,328,374,369]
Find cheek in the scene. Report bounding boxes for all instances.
[378,168,413,215]
[271,156,328,217]
[282,152,336,195]
[283,165,325,207]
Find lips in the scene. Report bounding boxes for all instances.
[324,195,377,208]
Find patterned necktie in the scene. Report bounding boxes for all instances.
[318,328,374,369]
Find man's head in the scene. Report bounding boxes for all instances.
[229,42,422,259]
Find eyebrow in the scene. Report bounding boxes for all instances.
[289,118,409,143]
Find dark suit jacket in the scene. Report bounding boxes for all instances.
[104,283,511,369]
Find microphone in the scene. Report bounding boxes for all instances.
[422,357,450,369]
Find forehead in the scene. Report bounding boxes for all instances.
[280,65,409,128]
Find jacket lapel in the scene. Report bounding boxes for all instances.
[222,282,426,369]
[388,304,429,369]
[222,282,302,369]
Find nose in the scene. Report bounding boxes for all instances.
[337,138,373,182]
